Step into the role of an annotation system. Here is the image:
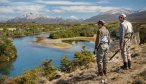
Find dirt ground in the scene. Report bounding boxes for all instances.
[50,44,146,84]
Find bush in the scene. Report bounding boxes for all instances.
[0,68,42,84]
[60,55,73,73]
[49,24,96,39]
[73,49,94,67]
[42,59,57,80]
[60,48,95,73]
[1,59,58,83]
[0,36,17,62]
[106,22,118,37]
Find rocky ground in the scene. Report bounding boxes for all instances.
[49,44,146,84]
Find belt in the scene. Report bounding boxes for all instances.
[124,37,130,38]
[100,42,108,44]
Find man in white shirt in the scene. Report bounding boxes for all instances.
[119,14,133,70]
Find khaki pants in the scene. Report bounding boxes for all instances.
[96,43,109,73]
[121,38,131,63]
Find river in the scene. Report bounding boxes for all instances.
[0,33,94,77]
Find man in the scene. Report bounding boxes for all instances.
[119,14,133,70]
[94,20,110,76]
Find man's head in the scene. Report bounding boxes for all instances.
[119,14,126,23]
[97,20,105,28]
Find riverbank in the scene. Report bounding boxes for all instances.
[0,37,17,62]
[33,36,96,49]
[33,37,73,49]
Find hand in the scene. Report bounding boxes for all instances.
[120,43,124,49]
[93,50,95,55]
[93,49,97,55]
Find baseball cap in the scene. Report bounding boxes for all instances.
[97,20,105,25]
[119,13,126,18]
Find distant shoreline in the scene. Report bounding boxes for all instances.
[33,36,96,49]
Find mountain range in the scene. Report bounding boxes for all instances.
[6,13,82,24]
[1,9,146,23]
[84,9,146,22]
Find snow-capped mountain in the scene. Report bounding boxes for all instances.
[1,9,146,24]
[7,13,58,23]
[101,9,134,15]
[84,9,135,22]
[14,13,55,20]
[7,13,82,24]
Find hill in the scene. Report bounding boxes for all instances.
[84,10,146,23]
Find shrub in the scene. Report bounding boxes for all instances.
[49,24,96,39]
[73,49,94,67]
[60,55,73,73]
[60,48,95,73]
[0,36,17,62]
[1,68,42,84]
[42,59,57,80]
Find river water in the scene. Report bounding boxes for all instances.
[0,33,94,77]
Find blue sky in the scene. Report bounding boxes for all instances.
[0,0,146,19]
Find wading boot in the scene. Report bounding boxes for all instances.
[97,72,104,76]
[128,60,132,69]
[103,69,107,76]
[121,62,128,70]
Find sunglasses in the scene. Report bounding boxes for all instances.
[119,17,123,19]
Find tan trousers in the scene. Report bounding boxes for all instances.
[121,38,131,63]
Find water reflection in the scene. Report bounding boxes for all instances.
[63,40,90,44]
[0,59,16,77]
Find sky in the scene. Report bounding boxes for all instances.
[0,0,146,19]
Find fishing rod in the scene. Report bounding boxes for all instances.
[109,38,130,61]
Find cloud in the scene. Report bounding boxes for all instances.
[0,2,46,14]
[14,4,45,13]
[0,7,14,13]
[51,9,64,13]
[97,0,110,4]
[0,0,131,19]
[45,9,64,13]
[35,0,93,5]
[0,0,10,3]
[59,6,120,12]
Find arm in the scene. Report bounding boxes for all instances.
[95,30,100,49]
[108,31,110,45]
[119,24,126,47]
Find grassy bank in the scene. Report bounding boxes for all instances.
[0,37,17,62]
[34,35,95,49]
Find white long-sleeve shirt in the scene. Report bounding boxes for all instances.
[119,20,133,44]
